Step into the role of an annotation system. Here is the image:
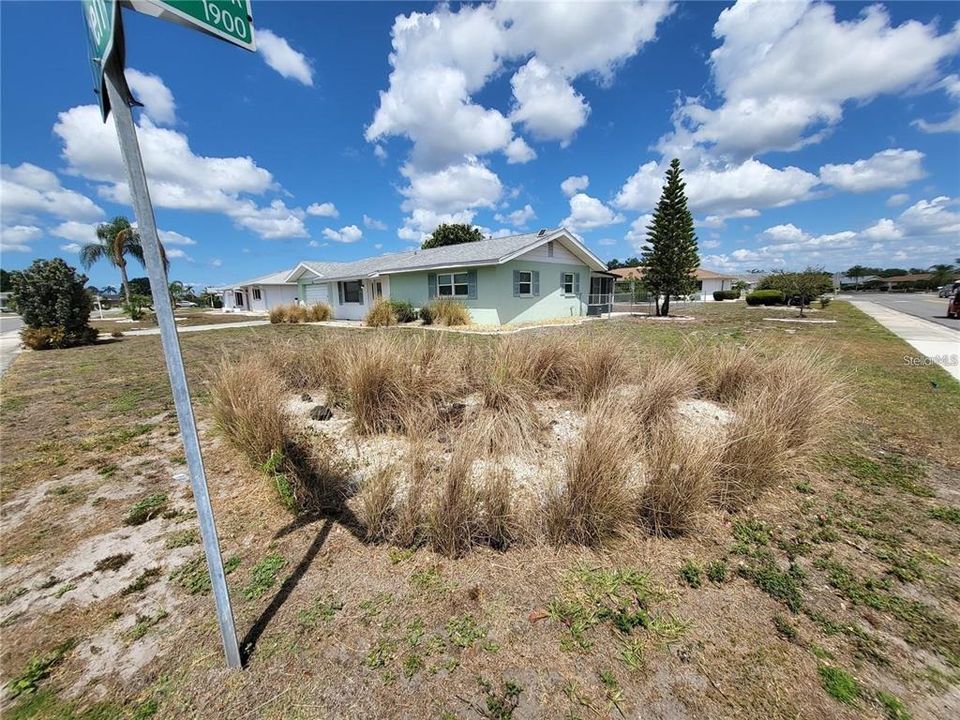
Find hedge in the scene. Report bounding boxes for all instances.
[712,290,741,301]
[746,290,785,306]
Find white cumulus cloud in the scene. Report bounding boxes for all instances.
[820,149,926,193]
[495,204,536,227]
[563,193,624,232]
[322,225,363,243]
[1,224,42,253]
[125,68,177,125]
[307,202,339,218]
[257,29,314,86]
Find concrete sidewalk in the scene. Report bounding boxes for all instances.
[120,319,270,336]
[851,300,960,382]
[0,330,22,378]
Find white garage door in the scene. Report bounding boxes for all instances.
[305,284,329,304]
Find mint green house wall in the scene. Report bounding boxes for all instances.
[388,259,590,325]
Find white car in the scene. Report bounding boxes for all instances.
[176,300,198,307]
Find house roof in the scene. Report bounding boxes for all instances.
[882,273,932,282]
[218,268,297,290]
[610,266,736,281]
[286,227,606,283]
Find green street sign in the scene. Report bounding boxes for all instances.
[82,0,120,120]
[127,1,255,52]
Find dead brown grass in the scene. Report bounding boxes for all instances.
[210,356,289,468]
[365,299,396,327]
[571,340,631,409]
[357,465,398,541]
[715,389,792,509]
[698,342,762,403]
[429,446,480,557]
[478,467,519,549]
[639,427,719,536]
[631,354,699,430]
[545,395,638,545]
[393,439,434,546]
[210,356,349,513]
[269,302,333,324]
[465,337,545,454]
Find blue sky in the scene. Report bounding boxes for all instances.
[1,0,958,290]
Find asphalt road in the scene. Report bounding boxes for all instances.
[848,293,959,331]
[0,315,24,334]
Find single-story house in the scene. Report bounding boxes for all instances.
[286,227,612,324]
[610,267,738,301]
[217,268,299,313]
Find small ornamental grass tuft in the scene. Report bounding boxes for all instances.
[365,299,397,327]
[546,395,637,545]
[428,298,471,326]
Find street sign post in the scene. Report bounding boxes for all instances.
[125,1,255,51]
[83,0,257,669]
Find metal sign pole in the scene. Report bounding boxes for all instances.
[103,62,242,669]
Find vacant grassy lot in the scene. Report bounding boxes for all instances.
[1,301,957,719]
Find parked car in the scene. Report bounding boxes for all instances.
[176,300,198,307]
[947,290,960,320]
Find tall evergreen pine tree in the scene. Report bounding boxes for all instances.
[640,158,700,316]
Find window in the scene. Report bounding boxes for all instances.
[341,280,362,303]
[252,288,262,301]
[234,292,244,307]
[563,273,575,295]
[438,272,469,297]
[517,270,532,296]
[374,281,383,299]
[547,241,554,258]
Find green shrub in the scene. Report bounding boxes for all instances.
[819,296,832,309]
[365,299,397,327]
[12,258,98,350]
[679,560,702,588]
[430,298,470,326]
[419,305,435,325]
[712,290,740,301]
[388,299,418,323]
[21,326,98,351]
[123,293,152,320]
[745,289,785,306]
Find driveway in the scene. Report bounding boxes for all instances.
[849,292,959,331]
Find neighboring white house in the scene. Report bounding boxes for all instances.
[611,267,738,301]
[217,268,299,313]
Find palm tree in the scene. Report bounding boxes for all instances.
[80,216,168,305]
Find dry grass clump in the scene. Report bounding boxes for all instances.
[266,337,349,398]
[632,354,699,430]
[393,439,434,546]
[342,335,465,435]
[211,356,289,467]
[639,428,720,536]
[429,298,471,326]
[429,447,481,557]
[759,345,847,451]
[344,338,409,434]
[698,342,761,403]
[269,302,332,324]
[210,357,349,512]
[470,341,541,455]
[357,465,398,541]
[478,468,519,549]
[545,396,638,545]
[714,389,791,509]
[571,340,631,409]
[365,299,396,327]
